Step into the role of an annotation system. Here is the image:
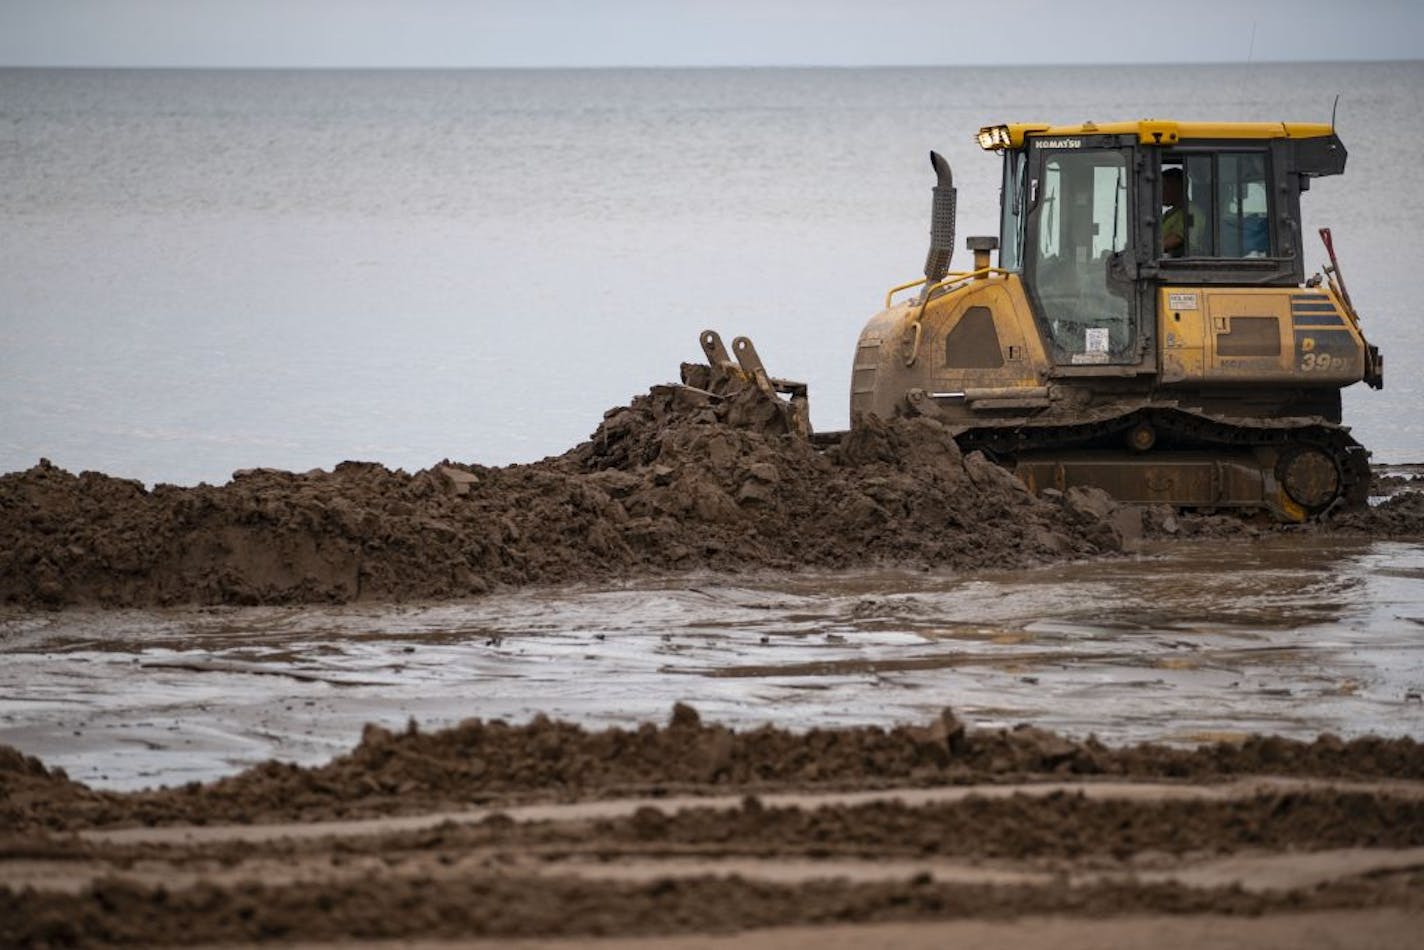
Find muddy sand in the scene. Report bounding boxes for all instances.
[11,362,1421,611]
[3,705,1424,947]
[4,371,1424,946]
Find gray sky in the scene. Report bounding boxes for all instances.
[2,0,1421,68]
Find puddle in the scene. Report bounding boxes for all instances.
[2,536,1422,790]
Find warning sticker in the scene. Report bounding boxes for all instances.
[1168,292,1199,310]
[1085,327,1109,353]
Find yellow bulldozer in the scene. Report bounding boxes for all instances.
[707,119,1385,522]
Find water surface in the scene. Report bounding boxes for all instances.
[2,64,1420,484]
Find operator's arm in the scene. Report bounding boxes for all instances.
[1162,207,1184,256]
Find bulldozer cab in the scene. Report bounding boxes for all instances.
[998,121,1348,373]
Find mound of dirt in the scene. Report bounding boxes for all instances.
[8,705,1421,831]
[0,368,1131,609]
[0,744,110,833]
[11,872,1402,948]
[1328,489,1424,537]
[602,792,1424,858]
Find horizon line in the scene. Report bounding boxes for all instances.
[3,58,1422,72]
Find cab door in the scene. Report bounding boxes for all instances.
[1023,143,1143,367]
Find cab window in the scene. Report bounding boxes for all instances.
[1218,153,1271,257]
[998,149,1028,272]
[1160,151,1271,259]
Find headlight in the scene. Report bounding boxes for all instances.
[976,125,1012,150]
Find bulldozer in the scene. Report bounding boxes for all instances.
[706,119,1385,522]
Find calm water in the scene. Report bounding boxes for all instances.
[2,63,1422,485]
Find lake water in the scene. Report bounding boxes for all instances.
[2,63,1421,486]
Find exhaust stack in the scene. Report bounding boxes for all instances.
[921,151,956,300]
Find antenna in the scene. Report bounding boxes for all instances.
[1330,94,1340,131]
[1246,21,1257,64]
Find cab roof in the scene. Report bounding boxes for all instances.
[981,120,1336,149]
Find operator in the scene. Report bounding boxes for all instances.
[1162,167,1189,257]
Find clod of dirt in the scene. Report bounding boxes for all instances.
[1139,503,1259,540]
[0,370,1132,608]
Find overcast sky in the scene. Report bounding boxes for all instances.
[2,0,1421,68]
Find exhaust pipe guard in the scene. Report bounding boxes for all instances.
[922,150,957,295]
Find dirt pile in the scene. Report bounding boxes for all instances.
[1370,464,1424,498]
[618,792,1424,858]
[7,705,1422,831]
[0,745,109,833]
[0,369,1129,608]
[9,871,1414,948]
[1329,489,1424,538]
[11,873,1407,948]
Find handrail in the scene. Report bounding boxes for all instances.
[884,268,1011,308]
[885,276,933,308]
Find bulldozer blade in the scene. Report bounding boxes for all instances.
[698,329,812,439]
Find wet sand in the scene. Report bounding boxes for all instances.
[4,518,1424,946]
[5,534,1424,946]
[3,376,1424,945]
[3,534,1421,791]
[224,913,1424,950]
[5,712,1424,946]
